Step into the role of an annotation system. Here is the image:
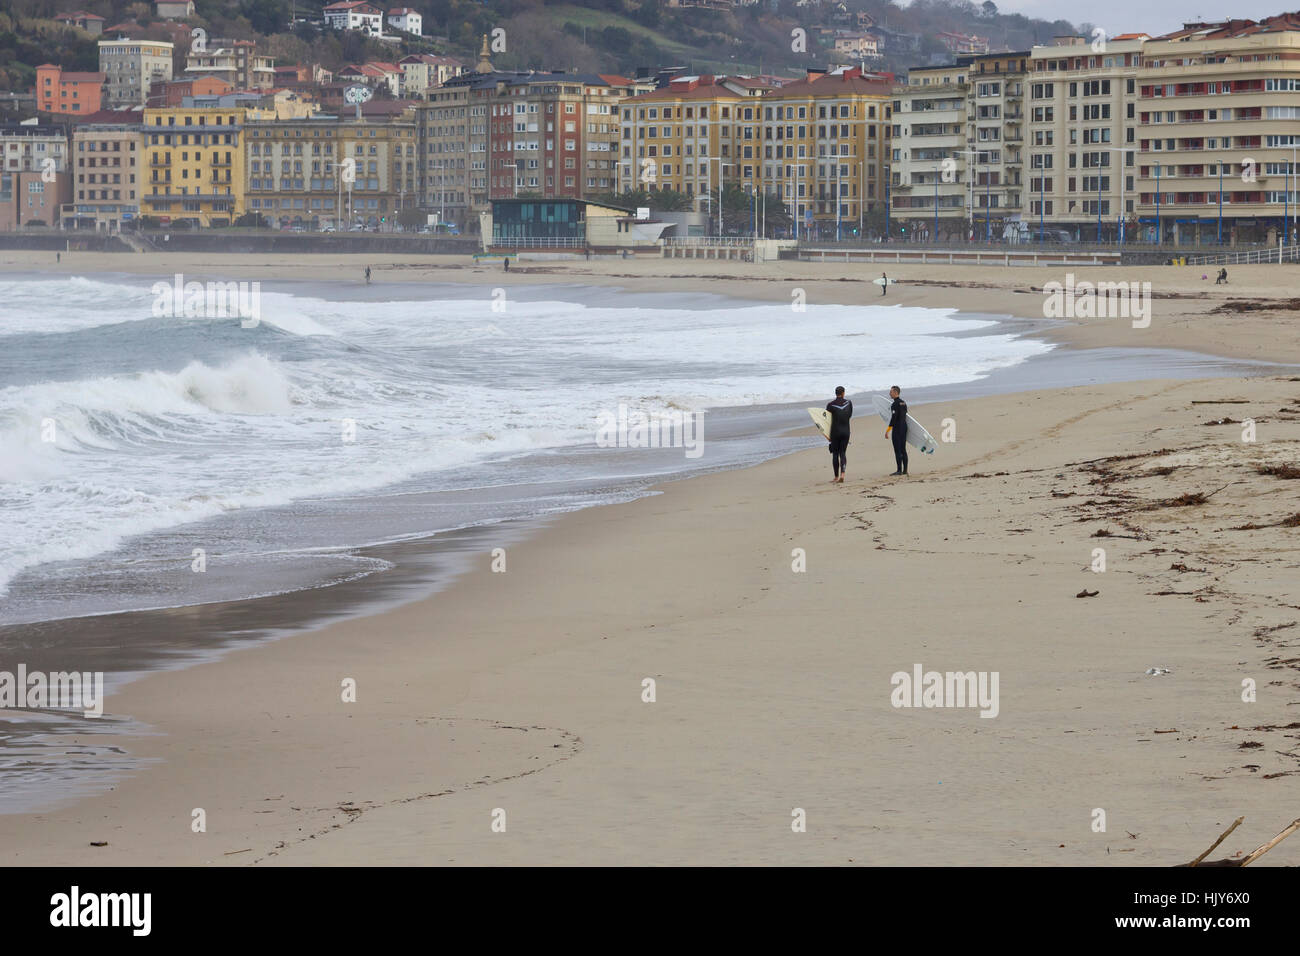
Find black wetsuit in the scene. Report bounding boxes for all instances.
[826,397,852,477]
[888,396,909,474]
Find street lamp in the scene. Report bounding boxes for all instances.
[953,148,980,242]
[325,161,352,231]
[1218,157,1225,245]
[1155,161,1162,246]
[706,157,733,237]
[1103,147,1136,247]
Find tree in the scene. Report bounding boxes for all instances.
[980,1,998,17]
[235,211,268,227]
[397,206,427,229]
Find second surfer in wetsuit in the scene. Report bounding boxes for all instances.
[885,385,908,476]
[827,386,852,483]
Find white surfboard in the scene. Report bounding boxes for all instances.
[807,407,833,440]
[872,277,896,286]
[871,394,937,454]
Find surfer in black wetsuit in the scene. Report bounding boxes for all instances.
[885,385,908,476]
[826,386,852,483]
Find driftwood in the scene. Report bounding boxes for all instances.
[1180,815,1300,867]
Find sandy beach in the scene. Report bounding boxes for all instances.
[2,252,1298,866]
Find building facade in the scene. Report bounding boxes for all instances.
[140,103,245,226]
[889,61,970,238]
[35,64,106,115]
[185,41,275,91]
[245,115,417,228]
[1135,16,1300,245]
[619,67,891,237]
[65,111,143,231]
[0,122,72,228]
[99,38,175,108]
[387,8,422,35]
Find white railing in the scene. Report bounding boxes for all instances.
[491,237,585,247]
[662,237,754,246]
[1186,244,1300,266]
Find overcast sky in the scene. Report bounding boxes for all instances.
[984,0,1295,36]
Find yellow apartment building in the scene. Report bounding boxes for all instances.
[141,105,246,227]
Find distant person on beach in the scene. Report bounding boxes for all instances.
[1216,267,1228,285]
[504,258,510,272]
[885,385,908,476]
[880,272,888,297]
[56,252,61,263]
[826,386,852,483]
[364,266,371,284]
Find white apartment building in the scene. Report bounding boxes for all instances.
[99,38,175,107]
[1026,35,1146,240]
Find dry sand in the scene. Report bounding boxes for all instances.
[2,252,1298,865]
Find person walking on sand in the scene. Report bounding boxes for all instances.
[504,257,510,272]
[885,385,909,476]
[826,386,852,483]
[880,272,888,296]
[1216,267,1228,285]
[364,266,371,284]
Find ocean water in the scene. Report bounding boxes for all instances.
[0,274,1051,625]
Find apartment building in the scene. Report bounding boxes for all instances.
[1024,35,1146,240]
[400,54,466,99]
[890,52,1027,238]
[416,76,475,224]
[0,121,73,228]
[617,74,744,200]
[35,64,106,115]
[1135,15,1300,245]
[768,67,892,236]
[65,110,143,231]
[414,69,644,228]
[185,40,275,91]
[140,103,245,226]
[485,72,635,202]
[890,60,971,238]
[245,115,417,228]
[619,68,890,235]
[99,39,175,107]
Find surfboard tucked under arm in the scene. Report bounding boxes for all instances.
[807,407,833,440]
[871,394,937,454]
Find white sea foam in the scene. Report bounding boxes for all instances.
[0,277,1051,596]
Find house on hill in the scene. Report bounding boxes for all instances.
[54,11,105,36]
[155,0,195,18]
[323,2,384,36]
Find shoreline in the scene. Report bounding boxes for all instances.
[3,257,1299,864]
[4,251,1300,364]
[3,372,1298,864]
